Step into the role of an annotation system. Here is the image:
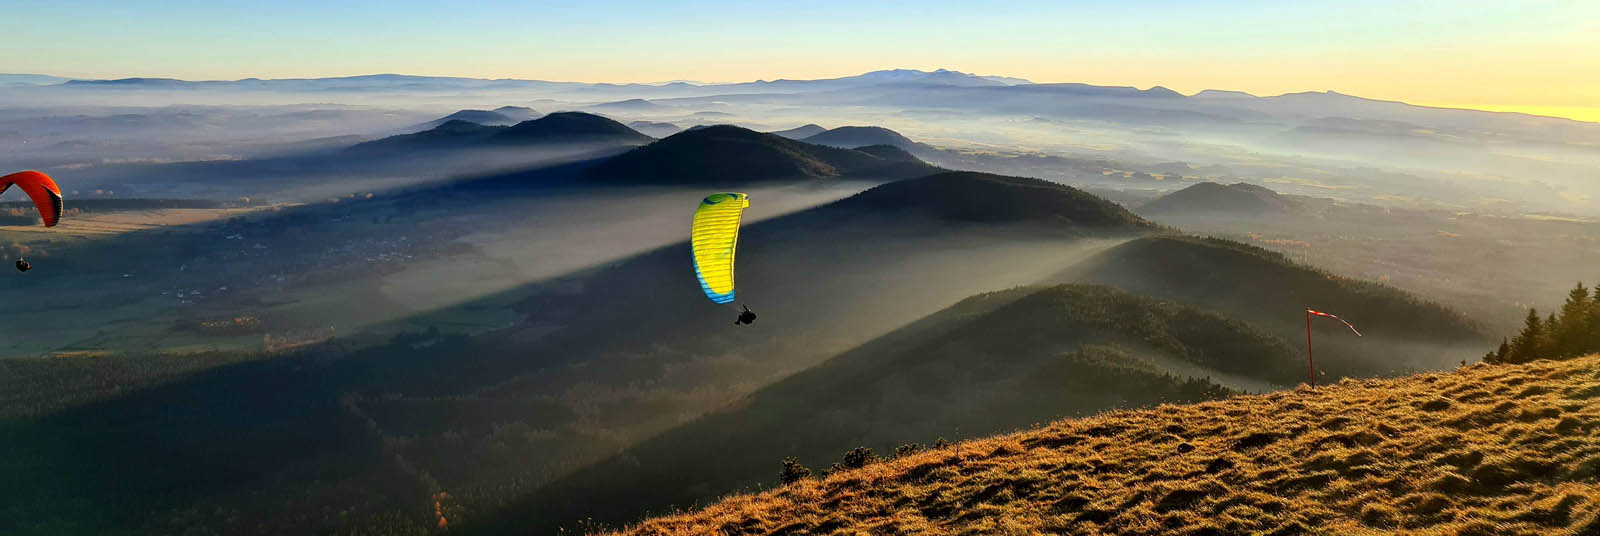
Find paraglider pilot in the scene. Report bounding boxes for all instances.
[2,170,63,273]
[735,305,757,326]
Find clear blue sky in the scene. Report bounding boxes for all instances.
[4,0,1597,118]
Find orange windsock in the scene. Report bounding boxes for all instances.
[1307,308,1362,336]
[0,171,64,227]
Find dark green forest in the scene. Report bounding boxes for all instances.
[1485,281,1600,364]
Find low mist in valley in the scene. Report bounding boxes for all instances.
[2,66,1597,535]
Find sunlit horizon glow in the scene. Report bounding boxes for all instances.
[4,1,1597,122]
[1425,105,1600,124]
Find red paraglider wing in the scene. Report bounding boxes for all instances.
[0,171,64,227]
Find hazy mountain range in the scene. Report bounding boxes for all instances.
[2,62,1583,535]
[10,66,1599,218]
[25,68,1030,92]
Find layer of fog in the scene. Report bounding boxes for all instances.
[347,220,1140,512]
[0,179,879,359]
[367,181,892,327]
[6,77,1593,347]
[8,73,1595,534]
[66,143,638,203]
[9,78,1599,218]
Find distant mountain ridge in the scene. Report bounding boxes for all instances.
[586,98,666,111]
[0,73,72,87]
[803,125,933,153]
[410,108,535,131]
[491,106,539,120]
[439,110,516,124]
[1138,181,1301,216]
[769,124,827,139]
[29,70,1593,126]
[45,69,1029,92]
[581,124,940,184]
[626,120,681,138]
[835,171,1153,229]
[350,111,648,153]
[491,111,651,143]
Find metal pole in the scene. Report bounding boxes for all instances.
[1306,309,1314,388]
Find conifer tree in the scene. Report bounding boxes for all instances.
[1556,283,1591,356]
[1546,312,1559,355]
[1492,282,1600,364]
[1587,286,1600,351]
[1508,308,1544,364]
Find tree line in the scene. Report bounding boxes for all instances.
[1485,282,1600,364]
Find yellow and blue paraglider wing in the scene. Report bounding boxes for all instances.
[690,193,749,304]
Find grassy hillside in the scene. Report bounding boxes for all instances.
[610,355,1600,536]
[463,284,1288,533]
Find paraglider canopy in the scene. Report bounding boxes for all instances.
[690,192,749,304]
[0,171,63,227]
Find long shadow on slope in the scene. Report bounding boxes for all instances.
[66,131,637,201]
[0,346,401,533]
[460,284,1294,535]
[0,158,625,533]
[29,152,610,274]
[0,171,1147,534]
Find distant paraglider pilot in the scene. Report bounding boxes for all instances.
[2,170,64,274]
[735,304,757,326]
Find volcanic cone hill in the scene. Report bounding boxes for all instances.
[1138,181,1302,216]
[581,125,941,184]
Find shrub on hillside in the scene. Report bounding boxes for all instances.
[778,457,812,485]
[830,447,879,473]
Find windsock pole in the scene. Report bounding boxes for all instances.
[1306,309,1315,387]
[1305,308,1361,388]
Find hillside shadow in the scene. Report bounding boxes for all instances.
[0,167,1484,534]
[2,166,1145,533]
[456,282,1286,534]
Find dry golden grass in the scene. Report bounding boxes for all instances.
[609,356,1600,536]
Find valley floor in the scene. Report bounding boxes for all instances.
[609,356,1600,536]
